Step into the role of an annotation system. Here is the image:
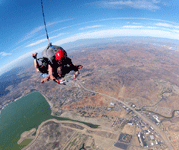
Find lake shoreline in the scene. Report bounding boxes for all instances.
[40,93,53,111]
[1,91,37,113]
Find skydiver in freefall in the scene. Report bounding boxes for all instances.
[33,43,83,84]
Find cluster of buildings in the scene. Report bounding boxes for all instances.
[131,114,163,148]
[148,113,161,125]
[110,102,164,149]
[137,132,147,147]
[137,130,162,148]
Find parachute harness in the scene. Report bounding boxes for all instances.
[41,0,50,44]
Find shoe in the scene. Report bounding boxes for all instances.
[74,71,79,79]
[58,79,67,85]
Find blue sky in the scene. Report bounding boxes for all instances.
[0,0,179,75]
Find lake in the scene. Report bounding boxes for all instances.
[0,92,98,150]
[0,92,53,150]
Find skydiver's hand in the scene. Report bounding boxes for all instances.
[78,65,83,70]
[40,76,50,83]
[32,53,38,59]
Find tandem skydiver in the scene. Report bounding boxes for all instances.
[33,43,83,84]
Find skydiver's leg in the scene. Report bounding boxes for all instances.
[65,65,83,79]
[40,73,50,83]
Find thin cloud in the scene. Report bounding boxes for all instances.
[132,22,141,25]
[123,25,144,28]
[50,33,65,39]
[172,30,179,33]
[98,17,178,25]
[93,0,161,10]
[26,33,65,47]
[20,18,73,44]
[155,23,179,28]
[26,38,47,47]
[0,52,12,57]
[79,25,103,30]
[123,25,157,29]
[46,18,74,27]
[19,25,44,44]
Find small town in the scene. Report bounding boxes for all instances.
[62,98,167,150]
[112,102,165,149]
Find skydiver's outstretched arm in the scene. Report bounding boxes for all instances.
[67,57,83,71]
[34,59,40,72]
[32,53,40,72]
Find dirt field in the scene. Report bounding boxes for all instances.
[121,124,135,135]
[17,128,36,144]
[162,119,179,150]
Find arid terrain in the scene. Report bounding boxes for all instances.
[1,38,179,149]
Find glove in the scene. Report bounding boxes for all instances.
[32,53,38,59]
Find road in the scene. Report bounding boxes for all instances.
[77,80,174,150]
